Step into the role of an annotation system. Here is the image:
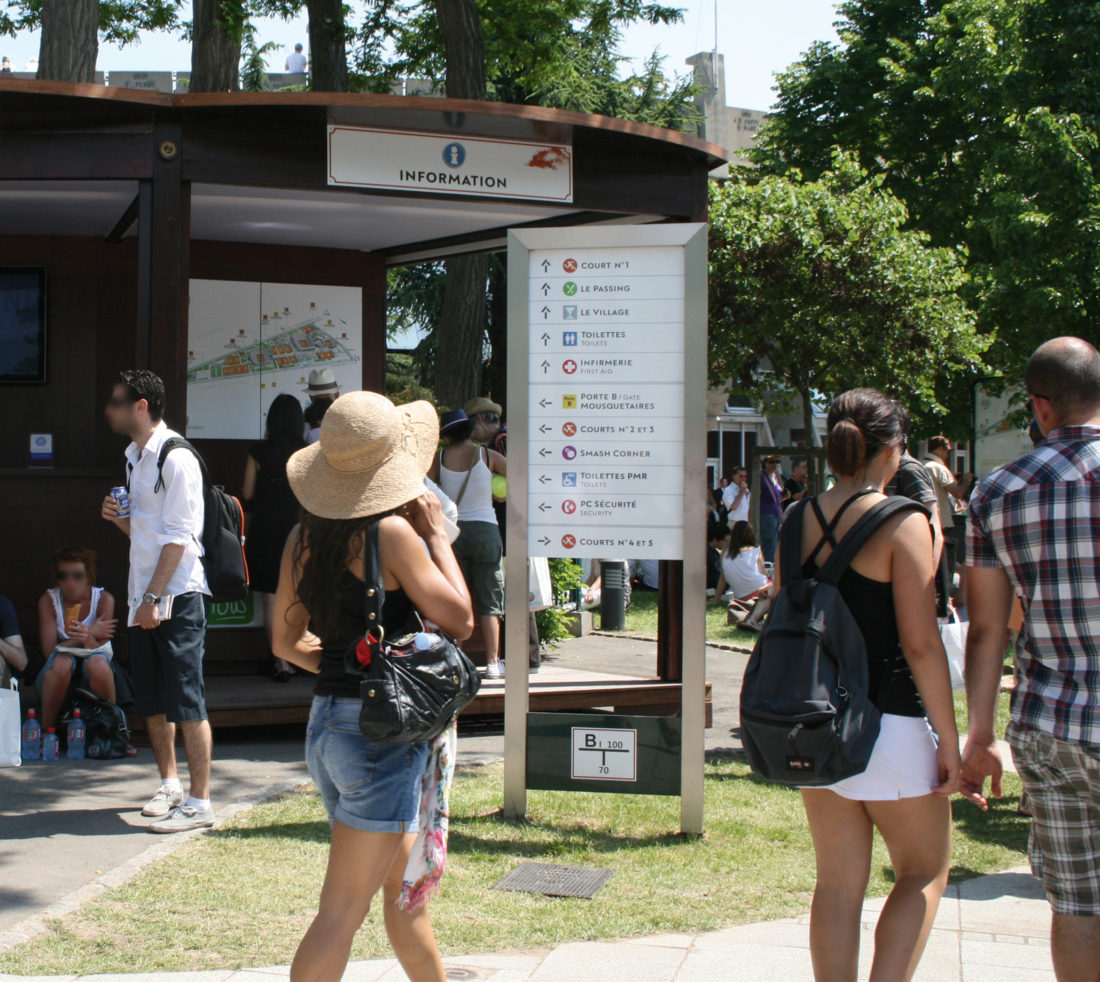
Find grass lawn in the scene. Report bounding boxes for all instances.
[614,589,759,647]
[0,759,1029,975]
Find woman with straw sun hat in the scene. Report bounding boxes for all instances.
[271,391,473,982]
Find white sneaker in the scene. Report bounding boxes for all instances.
[149,803,216,834]
[141,785,185,817]
[485,661,505,679]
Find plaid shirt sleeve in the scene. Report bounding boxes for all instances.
[966,481,1002,569]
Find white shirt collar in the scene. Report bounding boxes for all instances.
[125,420,170,466]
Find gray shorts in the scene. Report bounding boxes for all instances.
[453,521,505,616]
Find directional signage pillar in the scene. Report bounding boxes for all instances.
[504,224,708,835]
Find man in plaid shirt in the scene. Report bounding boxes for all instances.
[963,336,1100,981]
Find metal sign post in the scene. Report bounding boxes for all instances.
[504,223,708,834]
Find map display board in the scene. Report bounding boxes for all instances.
[186,280,362,440]
[524,246,687,560]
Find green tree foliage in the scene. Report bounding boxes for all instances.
[709,153,987,440]
[752,0,1100,391]
[0,0,181,46]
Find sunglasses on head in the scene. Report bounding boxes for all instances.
[56,569,86,581]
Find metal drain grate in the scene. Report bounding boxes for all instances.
[492,861,613,899]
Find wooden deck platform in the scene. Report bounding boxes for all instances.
[133,666,713,730]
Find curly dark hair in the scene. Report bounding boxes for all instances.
[292,508,400,642]
[113,369,165,422]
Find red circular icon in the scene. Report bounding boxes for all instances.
[562,421,577,437]
[561,534,576,550]
[562,500,577,515]
[563,359,578,374]
[563,258,578,273]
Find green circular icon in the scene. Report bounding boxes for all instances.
[562,281,578,296]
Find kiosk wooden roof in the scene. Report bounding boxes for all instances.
[0,80,723,725]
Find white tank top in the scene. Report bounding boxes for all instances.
[48,586,103,641]
[438,446,498,524]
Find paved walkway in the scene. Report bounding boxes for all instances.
[0,865,1053,981]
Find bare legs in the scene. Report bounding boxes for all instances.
[291,823,444,982]
[481,614,501,667]
[1051,914,1100,982]
[802,789,952,982]
[145,714,213,799]
[40,655,74,730]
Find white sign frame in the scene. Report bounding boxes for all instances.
[504,223,708,835]
[570,726,638,781]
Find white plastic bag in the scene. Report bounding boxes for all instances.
[939,608,968,689]
[0,679,21,768]
[528,557,553,611]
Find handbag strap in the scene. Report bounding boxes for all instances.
[363,521,385,638]
[451,445,483,508]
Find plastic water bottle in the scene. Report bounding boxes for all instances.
[66,709,86,759]
[42,727,60,762]
[21,708,41,761]
[413,632,441,651]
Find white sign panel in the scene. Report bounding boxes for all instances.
[327,125,573,203]
[186,280,362,440]
[974,382,1033,479]
[527,246,686,559]
[571,727,637,781]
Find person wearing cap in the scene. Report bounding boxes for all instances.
[302,367,341,445]
[464,396,505,455]
[429,409,508,679]
[271,391,473,981]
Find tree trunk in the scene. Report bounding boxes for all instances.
[435,254,487,409]
[36,0,99,84]
[799,386,817,449]
[306,0,347,92]
[190,0,241,93]
[434,0,487,99]
[432,0,488,409]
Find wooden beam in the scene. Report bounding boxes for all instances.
[105,192,140,243]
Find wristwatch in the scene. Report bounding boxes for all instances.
[142,592,160,606]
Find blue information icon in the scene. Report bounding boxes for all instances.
[562,472,578,487]
[442,142,466,167]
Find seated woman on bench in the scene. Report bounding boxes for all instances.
[714,521,774,632]
[36,546,118,732]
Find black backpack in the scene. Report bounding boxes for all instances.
[64,687,131,760]
[739,494,927,787]
[129,436,250,603]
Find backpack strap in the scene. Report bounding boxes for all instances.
[778,498,810,583]
[154,436,210,493]
[805,490,876,568]
[815,497,930,586]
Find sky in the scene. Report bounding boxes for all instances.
[0,1,842,112]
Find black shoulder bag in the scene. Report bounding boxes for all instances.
[345,522,481,744]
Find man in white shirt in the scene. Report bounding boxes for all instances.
[102,370,215,833]
[285,43,307,73]
[723,466,751,525]
[924,435,975,606]
[302,367,340,444]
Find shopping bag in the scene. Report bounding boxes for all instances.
[528,557,553,611]
[0,679,21,768]
[939,608,968,689]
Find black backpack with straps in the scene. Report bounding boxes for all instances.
[129,437,250,603]
[739,493,928,787]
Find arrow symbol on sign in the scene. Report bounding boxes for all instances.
[539,474,551,484]
[540,360,550,373]
[539,502,551,512]
[540,332,551,346]
[540,306,551,319]
[538,535,551,546]
[539,424,551,434]
[540,283,551,296]
[539,398,551,408]
[540,259,551,272]
[539,447,551,458]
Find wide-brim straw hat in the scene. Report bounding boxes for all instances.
[287,391,438,520]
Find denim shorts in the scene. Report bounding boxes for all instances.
[306,695,429,834]
[36,646,113,692]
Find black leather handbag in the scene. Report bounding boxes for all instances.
[345,523,481,744]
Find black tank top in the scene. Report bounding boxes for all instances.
[309,568,416,699]
[802,495,925,718]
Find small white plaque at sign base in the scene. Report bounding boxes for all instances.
[571,727,638,781]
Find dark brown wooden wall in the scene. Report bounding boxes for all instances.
[0,233,386,671]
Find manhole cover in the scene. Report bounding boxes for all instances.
[492,861,613,899]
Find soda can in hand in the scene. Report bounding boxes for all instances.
[110,486,130,518]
